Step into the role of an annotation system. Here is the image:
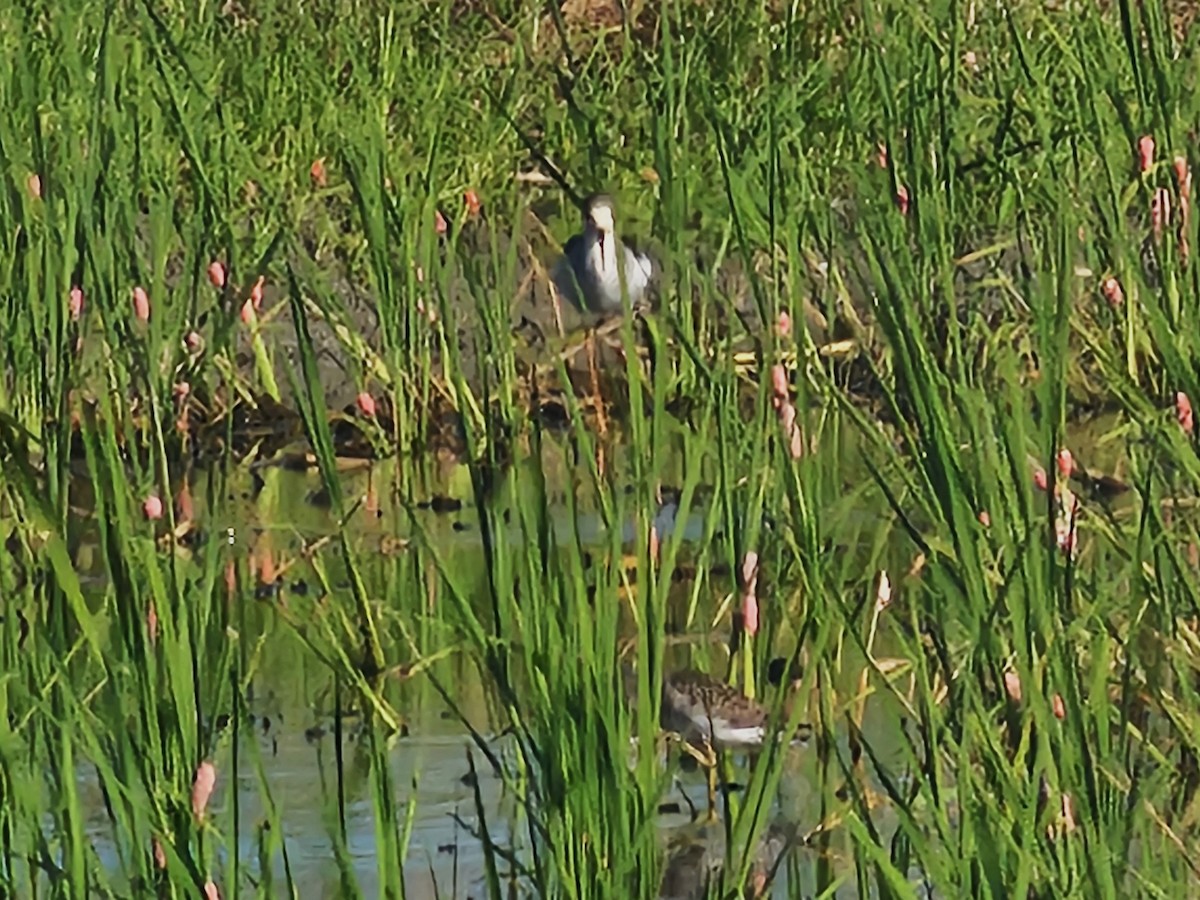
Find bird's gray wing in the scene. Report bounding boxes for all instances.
[619,235,658,313]
[551,234,585,307]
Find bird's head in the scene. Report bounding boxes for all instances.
[583,194,617,255]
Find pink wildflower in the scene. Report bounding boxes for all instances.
[895,184,910,216]
[142,494,163,521]
[1177,391,1195,435]
[464,189,481,217]
[191,760,216,822]
[740,551,760,637]
[356,392,377,418]
[207,261,226,289]
[770,365,789,403]
[1056,448,1074,480]
[1004,670,1022,703]
[310,158,327,188]
[742,594,759,636]
[69,286,84,321]
[1033,467,1048,492]
[1101,276,1124,308]
[1175,156,1192,225]
[770,365,803,458]
[1052,693,1066,720]
[1138,135,1155,173]
[777,401,804,459]
[776,311,792,337]
[132,286,150,322]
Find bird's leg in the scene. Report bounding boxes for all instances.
[675,775,700,821]
[549,283,565,339]
[675,735,719,822]
[587,330,607,476]
[703,741,719,824]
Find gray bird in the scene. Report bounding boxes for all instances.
[552,193,654,316]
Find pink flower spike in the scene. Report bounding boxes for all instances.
[185,330,203,353]
[741,593,759,637]
[152,837,167,870]
[776,311,792,338]
[1101,276,1124,308]
[142,494,164,521]
[740,551,760,637]
[1051,693,1066,720]
[27,173,41,199]
[778,401,804,459]
[250,276,265,311]
[207,261,226,289]
[464,189,481,217]
[1056,448,1074,480]
[1175,156,1193,220]
[356,392,377,418]
[435,209,448,236]
[1004,670,1022,703]
[192,760,216,822]
[740,551,759,591]
[978,510,991,527]
[240,297,256,325]
[770,364,789,403]
[69,286,84,321]
[1177,391,1195,435]
[1033,467,1049,492]
[203,881,221,900]
[1138,134,1155,173]
[132,286,150,322]
[787,417,805,459]
[876,142,889,169]
[895,184,910,215]
[1176,157,1193,232]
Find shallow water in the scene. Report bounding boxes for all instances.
[55,413,1129,897]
